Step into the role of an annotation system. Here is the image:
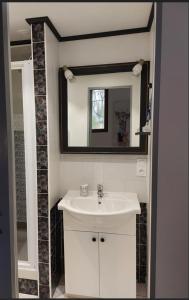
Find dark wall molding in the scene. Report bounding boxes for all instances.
[147,3,154,31]
[26,16,61,41]
[11,5,154,46]
[10,39,31,46]
[60,27,149,42]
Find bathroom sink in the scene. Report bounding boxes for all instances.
[58,190,141,227]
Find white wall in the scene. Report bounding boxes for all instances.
[58,33,151,203]
[45,25,61,209]
[59,155,148,203]
[59,33,150,66]
[11,45,31,61]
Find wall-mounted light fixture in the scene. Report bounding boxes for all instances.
[132,59,144,76]
[63,65,74,81]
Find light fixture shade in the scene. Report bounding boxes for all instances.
[132,64,142,76]
[63,65,74,81]
[65,69,74,80]
[132,59,144,76]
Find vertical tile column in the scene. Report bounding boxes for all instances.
[136,203,147,283]
[31,22,50,298]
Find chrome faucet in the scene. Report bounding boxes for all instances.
[97,184,104,199]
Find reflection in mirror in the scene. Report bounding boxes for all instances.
[89,87,132,147]
[90,89,107,132]
[12,69,28,261]
[67,71,141,148]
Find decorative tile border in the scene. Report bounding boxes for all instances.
[50,200,64,296]
[18,279,38,296]
[32,22,50,298]
[136,203,147,283]
[33,42,45,69]
[14,131,26,223]
[32,23,44,43]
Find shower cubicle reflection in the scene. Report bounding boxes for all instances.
[12,68,28,261]
[11,61,37,273]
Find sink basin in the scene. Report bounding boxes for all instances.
[58,190,141,227]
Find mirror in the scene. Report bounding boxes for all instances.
[59,62,149,154]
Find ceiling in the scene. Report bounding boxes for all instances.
[9,2,152,41]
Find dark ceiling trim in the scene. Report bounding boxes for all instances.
[26,16,61,41]
[11,7,154,45]
[10,39,31,46]
[60,27,148,42]
[68,61,141,75]
[147,3,154,31]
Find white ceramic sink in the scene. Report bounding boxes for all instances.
[58,190,141,227]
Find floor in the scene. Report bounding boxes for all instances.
[17,224,28,261]
[53,277,147,298]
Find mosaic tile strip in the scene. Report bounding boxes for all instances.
[137,203,147,283]
[50,200,64,297]
[34,70,46,95]
[33,42,45,69]
[37,146,48,170]
[14,131,26,223]
[32,23,44,43]
[36,120,47,145]
[38,217,49,241]
[35,96,47,122]
[39,284,50,298]
[32,21,50,298]
[18,278,38,296]
[39,240,49,263]
[38,194,48,217]
[37,170,48,193]
[39,263,49,285]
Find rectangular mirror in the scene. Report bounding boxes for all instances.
[59,62,149,154]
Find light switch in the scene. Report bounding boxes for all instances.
[136,159,147,177]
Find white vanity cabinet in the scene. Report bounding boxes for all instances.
[99,233,136,298]
[58,192,140,298]
[64,227,136,298]
[64,230,99,297]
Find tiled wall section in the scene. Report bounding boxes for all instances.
[137,203,147,283]
[51,200,64,296]
[14,131,26,223]
[32,22,50,298]
[18,279,38,296]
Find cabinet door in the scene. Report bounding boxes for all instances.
[64,230,99,297]
[99,233,136,298]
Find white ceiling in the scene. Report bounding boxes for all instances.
[9,2,152,41]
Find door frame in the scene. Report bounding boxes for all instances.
[150,3,162,298]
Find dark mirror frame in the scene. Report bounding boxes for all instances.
[59,61,150,154]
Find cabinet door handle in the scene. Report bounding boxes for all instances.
[100,237,105,242]
[92,237,96,242]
